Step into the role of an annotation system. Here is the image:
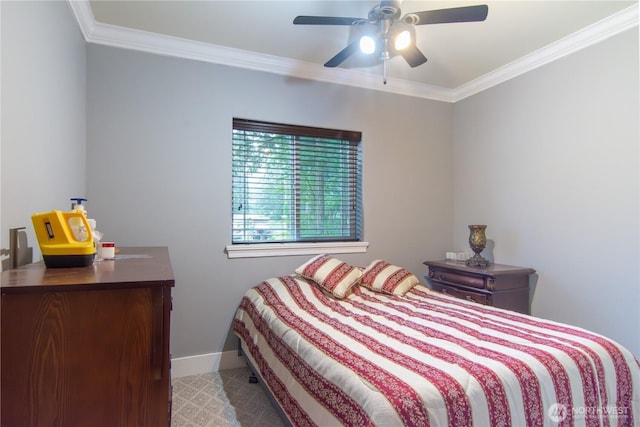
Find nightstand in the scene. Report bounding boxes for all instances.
[423,260,535,314]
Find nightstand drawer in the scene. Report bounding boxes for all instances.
[431,269,485,289]
[431,282,489,305]
[424,260,535,315]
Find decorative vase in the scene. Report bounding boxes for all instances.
[465,224,490,267]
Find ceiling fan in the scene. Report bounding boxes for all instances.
[293,1,488,83]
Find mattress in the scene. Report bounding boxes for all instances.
[233,275,640,427]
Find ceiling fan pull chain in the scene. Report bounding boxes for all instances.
[383,59,388,85]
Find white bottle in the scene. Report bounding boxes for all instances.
[101,242,115,260]
[69,198,89,241]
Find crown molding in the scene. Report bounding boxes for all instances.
[452,3,639,102]
[66,0,95,40]
[68,1,637,103]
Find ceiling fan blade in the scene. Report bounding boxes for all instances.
[410,5,488,25]
[293,16,363,25]
[400,45,428,68]
[324,41,360,68]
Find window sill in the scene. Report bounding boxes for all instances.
[225,241,369,259]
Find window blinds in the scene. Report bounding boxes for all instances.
[232,118,362,244]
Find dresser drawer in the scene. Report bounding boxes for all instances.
[430,282,489,305]
[430,269,486,289]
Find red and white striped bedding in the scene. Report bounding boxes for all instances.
[233,276,640,427]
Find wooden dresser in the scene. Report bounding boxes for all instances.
[1,246,174,427]
[424,260,535,315]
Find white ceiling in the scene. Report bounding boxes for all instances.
[80,1,638,101]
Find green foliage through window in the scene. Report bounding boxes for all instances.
[232,119,362,244]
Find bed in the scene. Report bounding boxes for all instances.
[233,256,640,427]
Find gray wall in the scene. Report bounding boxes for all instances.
[1,1,86,265]
[453,28,639,357]
[85,45,453,356]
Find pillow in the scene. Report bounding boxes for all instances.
[360,260,419,296]
[295,254,362,299]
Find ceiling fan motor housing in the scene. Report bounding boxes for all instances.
[368,4,401,22]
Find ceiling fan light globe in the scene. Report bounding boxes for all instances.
[359,35,376,54]
[394,30,411,51]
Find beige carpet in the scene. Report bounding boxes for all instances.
[171,366,287,427]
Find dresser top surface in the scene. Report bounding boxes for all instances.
[1,247,174,293]
[424,260,535,276]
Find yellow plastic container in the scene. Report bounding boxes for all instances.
[32,210,96,268]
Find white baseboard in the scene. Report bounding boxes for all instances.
[171,350,248,378]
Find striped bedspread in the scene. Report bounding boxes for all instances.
[233,276,640,427]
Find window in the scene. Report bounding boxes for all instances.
[232,118,363,245]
